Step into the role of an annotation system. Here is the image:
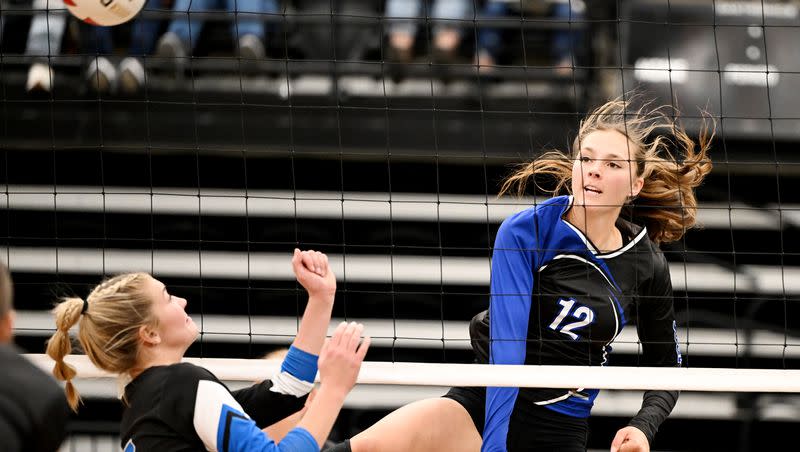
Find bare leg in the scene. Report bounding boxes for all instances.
[351,398,481,452]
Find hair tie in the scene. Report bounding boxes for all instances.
[81,299,89,314]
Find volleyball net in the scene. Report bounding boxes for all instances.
[3,0,800,449]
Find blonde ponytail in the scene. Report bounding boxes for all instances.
[46,297,85,411]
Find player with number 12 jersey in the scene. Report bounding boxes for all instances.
[473,194,682,450]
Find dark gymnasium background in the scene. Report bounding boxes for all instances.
[2,0,800,450]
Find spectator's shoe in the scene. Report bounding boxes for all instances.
[155,31,188,60]
[119,57,145,94]
[86,56,117,94]
[26,62,54,93]
[237,34,265,60]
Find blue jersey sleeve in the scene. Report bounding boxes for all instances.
[281,346,319,383]
[483,210,539,452]
[225,414,318,452]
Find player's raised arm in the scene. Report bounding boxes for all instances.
[291,249,337,356]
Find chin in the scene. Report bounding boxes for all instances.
[574,195,604,208]
[577,199,620,215]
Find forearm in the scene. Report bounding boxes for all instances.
[263,408,308,443]
[295,385,347,448]
[292,294,334,355]
[628,389,679,445]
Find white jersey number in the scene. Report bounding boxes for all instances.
[548,298,595,340]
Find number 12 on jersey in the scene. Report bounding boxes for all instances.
[548,298,595,340]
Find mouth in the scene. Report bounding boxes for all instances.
[584,185,603,195]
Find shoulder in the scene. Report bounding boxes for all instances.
[633,229,671,285]
[499,196,568,236]
[168,362,218,381]
[0,346,62,400]
[0,347,68,449]
[0,345,42,375]
[637,230,669,274]
[162,363,223,402]
[650,245,670,282]
[128,363,220,406]
[122,364,225,451]
[619,218,667,265]
[132,362,216,386]
[129,363,233,425]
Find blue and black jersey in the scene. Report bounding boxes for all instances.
[120,346,319,452]
[479,196,681,451]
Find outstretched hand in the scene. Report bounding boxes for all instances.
[610,426,649,452]
[317,321,370,397]
[292,249,336,299]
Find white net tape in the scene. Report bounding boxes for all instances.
[25,354,800,393]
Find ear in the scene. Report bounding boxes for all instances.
[630,176,644,198]
[0,310,14,344]
[138,324,161,346]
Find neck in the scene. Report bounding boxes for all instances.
[566,203,622,252]
[131,347,185,379]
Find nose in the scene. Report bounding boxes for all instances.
[583,159,601,179]
[177,297,187,309]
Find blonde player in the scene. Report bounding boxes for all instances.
[47,249,369,452]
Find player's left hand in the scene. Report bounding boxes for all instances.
[292,249,336,299]
[610,426,649,452]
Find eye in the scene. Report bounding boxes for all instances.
[608,161,621,169]
[579,155,591,163]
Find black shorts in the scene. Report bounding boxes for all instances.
[443,386,589,452]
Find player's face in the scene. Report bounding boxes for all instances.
[571,129,644,213]
[145,277,199,350]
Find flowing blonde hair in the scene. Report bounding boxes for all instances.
[499,97,714,244]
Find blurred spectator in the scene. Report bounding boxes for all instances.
[290,0,380,61]
[82,0,163,94]
[384,0,474,63]
[155,0,278,60]
[476,0,585,74]
[24,0,67,93]
[0,261,70,452]
[0,0,35,53]
[25,0,163,94]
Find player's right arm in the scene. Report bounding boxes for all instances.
[190,322,368,452]
[233,250,339,428]
[484,210,539,452]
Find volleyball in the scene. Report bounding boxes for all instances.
[64,0,146,26]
